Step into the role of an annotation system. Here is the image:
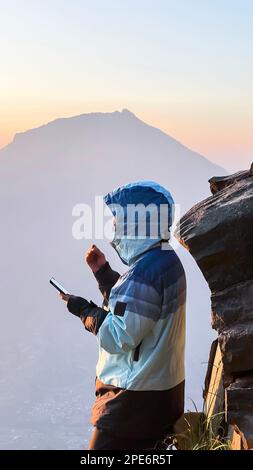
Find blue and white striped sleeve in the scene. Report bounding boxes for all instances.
[98,275,162,354]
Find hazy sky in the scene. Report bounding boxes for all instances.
[0,0,252,171]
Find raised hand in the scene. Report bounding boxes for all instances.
[85,244,106,273]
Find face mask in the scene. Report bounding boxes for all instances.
[110,234,120,251]
[110,226,129,265]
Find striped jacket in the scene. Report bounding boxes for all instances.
[96,244,186,390]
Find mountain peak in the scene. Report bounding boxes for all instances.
[120,108,136,117]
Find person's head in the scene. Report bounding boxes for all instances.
[104,181,174,265]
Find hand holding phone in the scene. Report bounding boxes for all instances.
[49,277,69,295]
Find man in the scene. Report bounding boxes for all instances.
[60,181,186,450]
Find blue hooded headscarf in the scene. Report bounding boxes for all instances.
[104,181,174,265]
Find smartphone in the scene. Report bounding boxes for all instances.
[49,277,69,295]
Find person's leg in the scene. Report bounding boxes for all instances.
[89,427,163,451]
[89,427,127,450]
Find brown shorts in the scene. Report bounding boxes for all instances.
[89,426,170,450]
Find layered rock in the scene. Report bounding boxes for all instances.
[175,163,253,437]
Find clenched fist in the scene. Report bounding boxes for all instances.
[85,244,106,273]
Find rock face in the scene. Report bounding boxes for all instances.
[175,163,253,434]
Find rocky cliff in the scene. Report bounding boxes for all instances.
[175,163,253,446]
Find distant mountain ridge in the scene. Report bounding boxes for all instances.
[1,108,225,213]
[9,108,224,175]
